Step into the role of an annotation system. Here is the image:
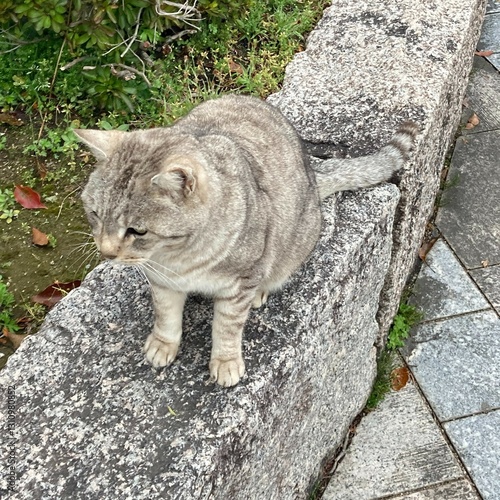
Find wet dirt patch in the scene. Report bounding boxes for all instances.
[0,120,97,365]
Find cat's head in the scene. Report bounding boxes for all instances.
[75,129,211,264]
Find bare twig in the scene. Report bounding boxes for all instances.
[0,45,22,54]
[60,56,88,71]
[101,37,129,56]
[83,63,151,86]
[121,7,144,58]
[164,28,198,44]
[0,31,45,54]
[155,0,202,29]
[56,187,80,221]
[36,39,66,145]
[49,39,66,92]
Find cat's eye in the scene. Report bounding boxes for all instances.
[126,227,147,237]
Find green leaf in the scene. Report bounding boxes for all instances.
[99,120,112,130]
[118,93,135,113]
[106,6,118,24]
[77,32,91,45]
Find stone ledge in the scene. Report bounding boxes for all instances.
[0,0,486,498]
[1,187,399,499]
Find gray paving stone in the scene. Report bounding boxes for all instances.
[445,411,500,500]
[410,239,489,321]
[487,0,500,13]
[486,52,500,70]
[462,57,500,134]
[470,264,500,313]
[478,13,500,52]
[403,310,500,421]
[436,130,500,268]
[323,382,463,500]
[385,479,480,499]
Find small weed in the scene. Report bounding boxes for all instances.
[0,276,20,333]
[365,350,393,410]
[386,302,423,350]
[21,303,46,333]
[23,127,80,160]
[47,234,57,248]
[366,301,422,410]
[0,188,20,224]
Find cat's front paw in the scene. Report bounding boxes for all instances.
[209,357,245,387]
[143,333,179,368]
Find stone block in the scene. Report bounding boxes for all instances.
[409,239,489,321]
[403,311,500,421]
[445,411,500,500]
[437,130,500,268]
[461,56,500,134]
[386,480,480,499]
[0,187,399,498]
[470,265,500,313]
[269,0,488,339]
[323,382,464,499]
[477,12,500,52]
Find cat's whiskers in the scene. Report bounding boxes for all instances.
[140,261,184,292]
[67,241,97,259]
[134,265,158,303]
[143,259,188,285]
[71,246,100,275]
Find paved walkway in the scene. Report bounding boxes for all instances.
[323,4,500,499]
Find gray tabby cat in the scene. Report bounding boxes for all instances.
[75,95,417,387]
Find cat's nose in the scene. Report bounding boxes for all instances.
[99,236,119,260]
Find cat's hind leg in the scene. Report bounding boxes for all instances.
[251,288,269,308]
[251,275,290,309]
[210,288,256,387]
[143,287,186,368]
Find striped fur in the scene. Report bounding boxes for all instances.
[75,96,418,387]
[315,122,419,199]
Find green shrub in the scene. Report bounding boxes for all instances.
[1,0,328,152]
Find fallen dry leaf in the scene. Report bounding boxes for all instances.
[228,58,244,74]
[32,227,49,246]
[1,327,26,349]
[14,185,47,209]
[0,112,25,126]
[32,280,82,308]
[481,259,489,268]
[465,113,480,130]
[475,50,494,57]
[419,237,438,262]
[391,366,410,391]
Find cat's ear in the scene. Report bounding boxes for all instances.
[151,167,197,198]
[73,129,126,160]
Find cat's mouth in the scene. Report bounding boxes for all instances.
[101,255,144,266]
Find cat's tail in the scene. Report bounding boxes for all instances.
[314,122,419,200]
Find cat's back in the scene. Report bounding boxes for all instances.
[177,94,287,128]
[173,94,316,199]
[175,95,302,154]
